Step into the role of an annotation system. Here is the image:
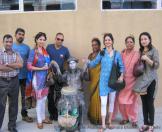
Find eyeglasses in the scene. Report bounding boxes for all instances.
[56,38,64,42]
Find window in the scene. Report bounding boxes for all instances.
[0,0,76,12]
[24,0,76,11]
[102,0,162,10]
[0,0,19,11]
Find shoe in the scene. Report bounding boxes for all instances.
[119,120,129,125]
[132,122,138,128]
[42,118,52,124]
[98,127,106,132]
[22,116,33,123]
[8,127,18,132]
[139,125,149,132]
[37,123,43,129]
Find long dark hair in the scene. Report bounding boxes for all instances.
[103,33,114,46]
[139,32,152,53]
[34,32,47,48]
[100,33,114,56]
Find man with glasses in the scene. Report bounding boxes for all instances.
[46,32,70,121]
[12,28,33,123]
[0,34,23,132]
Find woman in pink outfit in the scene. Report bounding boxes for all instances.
[118,35,140,127]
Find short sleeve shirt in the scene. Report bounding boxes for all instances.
[12,43,30,79]
[46,44,70,73]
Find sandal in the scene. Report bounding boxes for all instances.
[146,126,154,132]
[132,122,138,128]
[139,125,149,132]
[42,118,52,124]
[107,123,115,129]
[22,116,33,123]
[98,127,106,132]
[37,123,43,129]
[120,120,129,125]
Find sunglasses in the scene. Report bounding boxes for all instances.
[56,38,64,42]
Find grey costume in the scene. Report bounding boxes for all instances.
[133,47,159,98]
[62,68,84,90]
[61,57,89,104]
[62,67,89,105]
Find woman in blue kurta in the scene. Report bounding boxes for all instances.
[27,32,51,129]
[88,33,124,131]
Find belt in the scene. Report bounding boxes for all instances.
[0,76,18,81]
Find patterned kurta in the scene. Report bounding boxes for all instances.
[27,49,50,99]
[88,49,124,96]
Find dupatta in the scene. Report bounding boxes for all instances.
[25,47,50,98]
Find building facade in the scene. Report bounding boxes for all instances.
[0,0,162,106]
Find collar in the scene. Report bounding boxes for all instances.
[54,44,62,50]
[2,47,14,54]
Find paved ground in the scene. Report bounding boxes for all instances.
[1,104,162,132]
[1,87,162,132]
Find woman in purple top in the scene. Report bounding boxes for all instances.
[27,32,51,129]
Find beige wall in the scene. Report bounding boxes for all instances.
[0,0,161,106]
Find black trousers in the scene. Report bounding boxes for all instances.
[0,76,19,129]
[141,80,156,126]
[47,83,62,121]
[19,79,28,117]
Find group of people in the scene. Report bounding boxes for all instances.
[0,29,70,132]
[86,32,159,132]
[0,28,159,132]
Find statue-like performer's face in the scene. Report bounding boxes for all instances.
[69,60,77,70]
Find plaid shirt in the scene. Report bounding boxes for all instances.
[0,48,20,77]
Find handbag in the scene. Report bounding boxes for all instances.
[133,58,144,77]
[108,51,125,91]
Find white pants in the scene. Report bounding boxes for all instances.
[100,92,116,116]
[36,96,47,123]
